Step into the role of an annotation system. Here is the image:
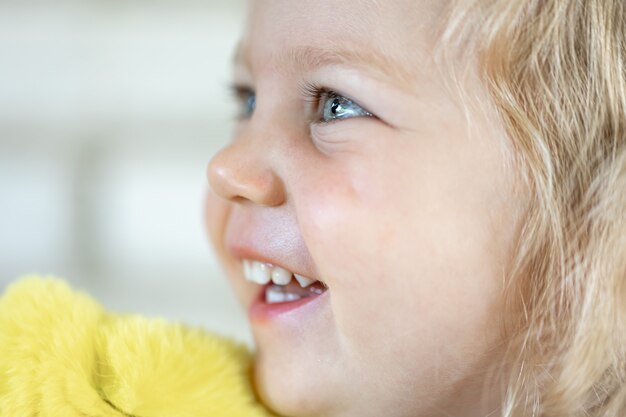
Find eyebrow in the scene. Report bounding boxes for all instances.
[233,42,417,90]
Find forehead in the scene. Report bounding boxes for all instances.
[244,0,446,39]
[239,0,448,85]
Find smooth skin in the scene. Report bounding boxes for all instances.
[205,1,526,416]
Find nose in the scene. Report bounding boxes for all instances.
[207,137,285,207]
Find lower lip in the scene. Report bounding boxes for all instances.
[248,284,328,322]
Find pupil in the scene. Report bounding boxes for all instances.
[330,99,341,115]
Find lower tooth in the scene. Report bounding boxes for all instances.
[265,286,304,304]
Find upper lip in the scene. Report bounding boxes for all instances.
[227,242,320,281]
[224,206,321,280]
[224,213,320,281]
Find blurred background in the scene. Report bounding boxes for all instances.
[0,0,252,344]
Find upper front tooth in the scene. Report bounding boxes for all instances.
[271,267,292,285]
[294,274,316,288]
[243,260,253,281]
[251,261,271,285]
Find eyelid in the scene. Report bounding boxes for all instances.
[228,81,379,126]
[298,80,376,124]
[228,82,255,120]
[228,82,254,101]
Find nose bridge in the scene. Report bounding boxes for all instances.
[207,129,286,207]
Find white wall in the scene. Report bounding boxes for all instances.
[0,0,252,344]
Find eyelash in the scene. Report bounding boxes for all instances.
[229,84,256,120]
[299,81,329,108]
[230,84,252,101]
[228,82,373,123]
[299,81,372,124]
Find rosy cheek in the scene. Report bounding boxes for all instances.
[297,168,378,290]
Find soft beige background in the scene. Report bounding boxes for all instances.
[0,0,252,344]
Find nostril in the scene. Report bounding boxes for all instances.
[254,170,286,207]
[231,195,249,204]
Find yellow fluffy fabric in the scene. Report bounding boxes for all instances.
[0,276,277,417]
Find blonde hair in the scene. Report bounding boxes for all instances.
[442,1,626,416]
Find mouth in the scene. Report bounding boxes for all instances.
[242,259,329,320]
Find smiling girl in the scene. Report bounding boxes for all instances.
[205,1,626,416]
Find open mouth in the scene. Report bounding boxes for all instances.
[242,259,328,305]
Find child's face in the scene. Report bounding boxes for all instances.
[206,1,524,416]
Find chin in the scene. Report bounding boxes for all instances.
[252,343,339,417]
[253,351,310,416]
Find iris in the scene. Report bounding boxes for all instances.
[321,92,372,122]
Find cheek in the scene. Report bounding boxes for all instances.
[296,160,419,354]
[295,143,511,371]
[296,161,378,289]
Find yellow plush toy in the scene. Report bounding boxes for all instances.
[0,276,277,417]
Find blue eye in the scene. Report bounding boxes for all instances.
[231,83,373,124]
[244,92,256,118]
[231,85,256,119]
[319,91,372,122]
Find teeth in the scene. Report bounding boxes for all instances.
[294,274,315,288]
[266,286,303,304]
[242,259,320,288]
[243,260,252,280]
[247,261,271,285]
[271,267,292,285]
